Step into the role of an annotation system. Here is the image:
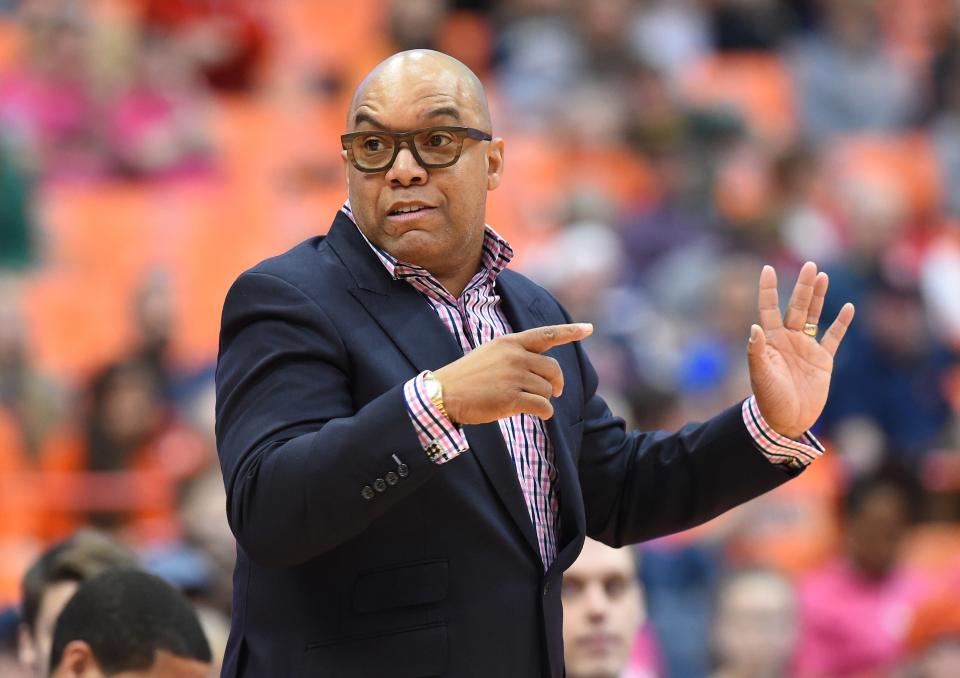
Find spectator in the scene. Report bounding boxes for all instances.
[134,0,269,93]
[788,0,916,140]
[105,29,212,180]
[17,530,137,678]
[796,464,931,677]
[709,568,797,678]
[822,268,956,459]
[0,275,62,459]
[48,568,211,678]
[562,538,659,678]
[39,359,209,544]
[0,0,103,178]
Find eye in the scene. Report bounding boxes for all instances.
[604,577,630,599]
[425,132,453,147]
[362,137,384,152]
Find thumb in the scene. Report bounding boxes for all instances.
[746,324,766,360]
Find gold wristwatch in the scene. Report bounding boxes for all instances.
[423,371,450,420]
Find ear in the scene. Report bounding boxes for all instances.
[17,624,36,669]
[341,150,351,190]
[486,137,504,191]
[53,640,99,677]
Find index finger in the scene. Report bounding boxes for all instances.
[512,323,593,354]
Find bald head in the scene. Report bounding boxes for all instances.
[347,50,491,131]
[341,49,504,298]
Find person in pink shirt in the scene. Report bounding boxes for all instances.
[796,464,931,678]
[0,1,104,179]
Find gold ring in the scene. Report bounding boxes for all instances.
[802,322,818,337]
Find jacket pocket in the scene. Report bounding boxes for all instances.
[352,559,448,614]
[304,622,447,677]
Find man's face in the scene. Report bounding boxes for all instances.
[562,540,641,678]
[712,573,796,677]
[343,55,504,285]
[19,580,78,677]
[848,486,909,579]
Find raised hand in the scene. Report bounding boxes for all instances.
[434,323,593,424]
[747,262,855,439]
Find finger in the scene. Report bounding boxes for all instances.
[527,354,564,397]
[746,323,769,382]
[757,265,783,331]
[746,323,767,360]
[820,302,855,357]
[521,372,554,400]
[783,261,819,331]
[513,323,593,354]
[516,393,554,420]
[806,272,829,326]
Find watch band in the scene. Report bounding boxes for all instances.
[424,371,450,420]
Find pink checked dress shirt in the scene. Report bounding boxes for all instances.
[341,202,824,570]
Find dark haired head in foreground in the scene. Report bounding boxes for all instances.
[19,529,138,677]
[48,569,211,678]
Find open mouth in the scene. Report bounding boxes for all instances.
[388,205,435,217]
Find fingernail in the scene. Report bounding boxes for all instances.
[578,323,593,333]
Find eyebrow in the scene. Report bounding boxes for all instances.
[352,106,463,130]
[424,106,462,123]
[353,111,386,129]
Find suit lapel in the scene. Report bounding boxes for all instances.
[325,214,541,561]
[496,273,584,570]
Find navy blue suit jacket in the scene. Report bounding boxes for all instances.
[214,211,795,677]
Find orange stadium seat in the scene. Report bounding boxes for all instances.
[0,410,42,606]
[677,53,798,145]
[37,420,207,545]
[823,133,944,219]
[0,18,22,78]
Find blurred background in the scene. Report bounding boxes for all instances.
[0,0,958,676]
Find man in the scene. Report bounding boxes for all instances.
[215,49,855,676]
[710,568,797,678]
[47,569,211,678]
[562,539,653,678]
[19,530,138,677]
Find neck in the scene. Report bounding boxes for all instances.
[436,263,480,299]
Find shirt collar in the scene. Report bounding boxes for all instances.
[340,200,514,289]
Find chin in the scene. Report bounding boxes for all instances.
[566,658,622,678]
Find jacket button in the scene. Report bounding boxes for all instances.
[392,454,409,478]
[374,478,387,492]
[543,581,550,596]
[385,471,399,485]
[361,486,375,500]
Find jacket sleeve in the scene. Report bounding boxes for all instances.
[566,324,799,548]
[215,271,443,567]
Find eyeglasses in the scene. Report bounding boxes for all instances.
[340,125,492,173]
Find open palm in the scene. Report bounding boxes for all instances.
[747,262,855,440]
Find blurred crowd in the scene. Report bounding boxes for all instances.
[0,0,959,676]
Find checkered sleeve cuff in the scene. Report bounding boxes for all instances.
[741,395,825,470]
[403,372,469,464]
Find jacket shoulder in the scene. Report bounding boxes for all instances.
[239,236,343,291]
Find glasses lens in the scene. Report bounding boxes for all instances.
[351,133,395,170]
[414,129,460,166]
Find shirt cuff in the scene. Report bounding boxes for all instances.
[741,395,825,470]
[403,372,469,464]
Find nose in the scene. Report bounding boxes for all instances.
[583,582,609,621]
[385,143,427,186]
